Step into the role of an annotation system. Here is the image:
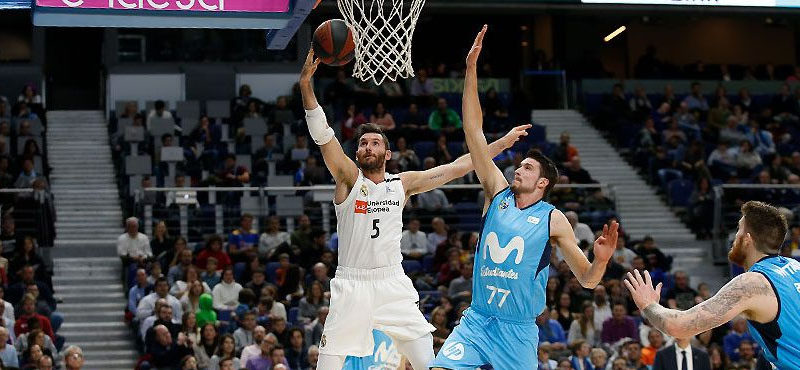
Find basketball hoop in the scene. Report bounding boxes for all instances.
[337,0,426,85]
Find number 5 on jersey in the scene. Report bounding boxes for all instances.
[371,219,380,239]
[486,285,510,308]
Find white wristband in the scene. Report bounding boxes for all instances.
[305,105,335,146]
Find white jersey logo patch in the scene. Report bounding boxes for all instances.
[483,232,525,265]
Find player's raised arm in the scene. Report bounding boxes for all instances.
[299,48,359,200]
[401,124,529,198]
[625,269,778,338]
[551,209,618,288]
[463,25,508,213]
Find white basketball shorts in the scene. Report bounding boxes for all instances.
[318,264,435,357]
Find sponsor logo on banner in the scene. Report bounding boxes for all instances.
[355,200,368,214]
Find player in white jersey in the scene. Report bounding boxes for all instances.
[298,49,531,370]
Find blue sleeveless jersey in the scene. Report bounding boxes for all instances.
[746,255,800,369]
[342,330,401,370]
[470,187,555,323]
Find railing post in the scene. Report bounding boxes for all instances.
[320,202,330,235]
[215,205,224,236]
[179,205,188,238]
[144,204,153,237]
[712,185,724,263]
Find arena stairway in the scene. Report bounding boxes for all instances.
[46,110,137,369]
[532,110,727,289]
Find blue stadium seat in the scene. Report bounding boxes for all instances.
[413,141,435,159]
[288,307,300,326]
[402,260,422,274]
[422,255,435,273]
[668,179,694,207]
[266,262,281,284]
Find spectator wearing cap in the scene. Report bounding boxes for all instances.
[196,235,232,271]
[601,303,637,345]
[117,217,152,284]
[228,214,259,264]
[0,326,17,368]
[136,277,183,322]
[211,267,242,311]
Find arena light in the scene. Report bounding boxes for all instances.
[604,26,626,42]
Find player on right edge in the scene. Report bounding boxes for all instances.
[430,25,619,369]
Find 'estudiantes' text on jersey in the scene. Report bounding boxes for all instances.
[746,255,800,369]
[334,171,405,269]
[471,187,555,322]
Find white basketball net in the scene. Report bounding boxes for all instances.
[337,0,426,85]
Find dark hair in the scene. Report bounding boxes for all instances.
[311,228,326,239]
[270,344,285,356]
[288,327,304,340]
[155,100,166,110]
[355,123,389,150]
[241,213,254,221]
[238,288,256,306]
[155,277,169,287]
[691,81,701,88]
[526,149,559,198]
[741,201,788,254]
[207,235,223,249]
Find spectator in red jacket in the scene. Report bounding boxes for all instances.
[196,235,232,271]
[14,294,54,341]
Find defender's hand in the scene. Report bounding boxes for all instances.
[498,124,531,149]
[624,269,663,311]
[466,25,487,68]
[592,220,618,263]
[300,47,321,84]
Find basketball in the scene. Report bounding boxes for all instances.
[312,19,355,66]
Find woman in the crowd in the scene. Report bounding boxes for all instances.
[193,323,219,370]
[429,306,450,353]
[568,302,597,347]
[181,280,206,314]
[151,221,173,259]
[171,265,211,299]
[297,281,328,324]
[208,334,240,370]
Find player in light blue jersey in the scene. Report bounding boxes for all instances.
[430,25,619,370]
[626,201,800,370]
[343,330,405,370]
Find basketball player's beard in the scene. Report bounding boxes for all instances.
[728,235,747,267]
[357,154,386,174]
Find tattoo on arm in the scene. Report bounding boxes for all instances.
[641,273,773,337]
[429,173,444,180]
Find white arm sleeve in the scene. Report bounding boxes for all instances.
[305,105,335,146]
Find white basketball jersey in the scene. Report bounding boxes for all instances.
[334,171,405,269]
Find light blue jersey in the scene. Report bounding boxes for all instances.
[746,255,800,369]
[343,330,402,370]
[471,187,555,322]
[431,188,554,369]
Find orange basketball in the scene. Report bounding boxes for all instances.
[312,19,355,67]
